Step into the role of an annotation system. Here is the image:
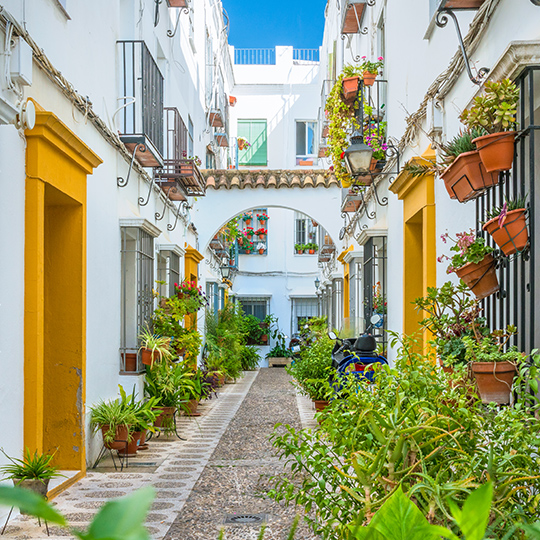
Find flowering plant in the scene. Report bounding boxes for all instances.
[257,213,269,221]
[360,56,384,75]
[181,151,202,167]
[438,230,494,273]
[255,228,267,236]
[256,243,266,251]
[372,282,387,314]
[242,212,252,220]
[244,240,254,252]
[174,281,208,312]
[245,227,254,236]
[237,137,251,149]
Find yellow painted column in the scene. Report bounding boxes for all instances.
[338,246,353,323]
[184,246,204,330]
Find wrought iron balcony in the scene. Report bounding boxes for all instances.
[318,243,336,263]
[118,40,164,168]
[341,188,362,213]
[154,107,206,198]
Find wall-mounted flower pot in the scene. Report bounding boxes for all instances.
[141,348,161,366]
[454,253,499,300]
[245,218,252,225]
[245,249,252,254]
[342,76,359,103]
[238,237,244,245]
[229,95,237,106]
[473,131,516,173]
[483,209,528,256]
[363,71,376,87]
[258,234,265,240]
[471,361,516,404]
[441,150,499,202]
[258,248,265,255]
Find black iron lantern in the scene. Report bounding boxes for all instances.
[314,277,320,290]
[343,131,373,175]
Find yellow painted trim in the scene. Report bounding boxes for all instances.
[184,246,204,332]
[337,245,353,263]
[24,104,101,474]
[47,471,85,501]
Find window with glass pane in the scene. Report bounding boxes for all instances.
[296,121,317,166]
[295,212,317,248]
[120,227,154,373]
[238,120,267,166]
[238,298,268,320]
[292,298,318,333]
[188,116,194,157]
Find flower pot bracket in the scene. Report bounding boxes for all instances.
[444,156,500,203]
[341,0,375,35]
[435,6,489,85]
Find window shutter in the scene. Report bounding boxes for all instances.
[238,120,267,166]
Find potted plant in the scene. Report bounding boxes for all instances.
[237,137,250,151]
[464,325,521,404]
[244,240,254,254]
[256,212,269,223]
[359,56,384,87]
[307,243,317,254]
[0,449,63,500]
[174,281,208,313]
[138,327,173,367]
[180,368,208,416]
[242,212,252,225]
[483,195,528,255]
[245,226,254,239]
[89,398,134,451]
[295,243,304,254]
[340,64,364,103]
[255,227,267,240]
[439,230,498,300]
[460,78,519,172]
[256,242,266,255]
[439,128,500,202]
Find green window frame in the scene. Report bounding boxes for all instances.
[238,119,267,166]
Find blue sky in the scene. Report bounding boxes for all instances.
[224,0,328,49]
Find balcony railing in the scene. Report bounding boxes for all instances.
[118,40,164,167]
[234,48,276,65]
[293,49,320,62]
[154,107,205,197]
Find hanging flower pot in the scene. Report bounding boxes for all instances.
[454,253,499,300]
[238,237,244,246]
[258,234,265,240]
[441,150,500,202]
[483,209,528,256]
[258,248,265,255]
[245,218,252,226]
[362,71,377,87]
[342,76,359,103]
[141,348,160,366]
[471,361,516,404]
[473,131,516,173]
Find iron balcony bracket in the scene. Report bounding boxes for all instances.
[155,197,167,221]
[372,181,388,207]
[435,8,490,86]
[138,177,155,206]
[167,201,191,231]
[167,6,190,38]
[117,144,147,188]
[154,0,162,27]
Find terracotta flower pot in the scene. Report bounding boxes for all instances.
[238,237,243,245]
[122,352,137,372]
[138,430,149,450]
[258,234,265,240]
[261,334,268,343]
[141,348,161,366]
[185,399,199,416]
[238,141,246,150]
[258,248,265,254]
[342,76,359,103]
[118,431,141,456]
[153,406,175,428]
[471,361,516,404]
[473,131,516,173]
[309,249,315,254]
[454,253,499,300]
[441,150,500,202]
[322,125,329,138]
[245,249,252,254]
[313,399,330,412]
[101,425,130,450]
[363,71,377,87]
[245,218,251,225]
[297,250,303,254]
[483,209,528,256]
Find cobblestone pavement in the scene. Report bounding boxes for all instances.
[2,369,318,539]
[164,368,318,540]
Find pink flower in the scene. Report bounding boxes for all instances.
[498,201,508,228]
[378,57,384,61]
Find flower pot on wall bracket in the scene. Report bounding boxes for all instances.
[454,253,499,300]
[471,361,516,404]
[483,209,528,256]
[362,71,377,87]
[342,76,359,103]
[441,150,499,202]
[473,131,516,173]
[258,248,265,255]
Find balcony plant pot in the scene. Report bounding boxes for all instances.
[441,150,499,202]
[473,131,516,173]
[101,425,130,451]
[483,209,528,256]
[363,71,377,87]
[313,399,329,412]
[153,406,175,428]
[118,431,141,457]
[454,253,499,300]
[342,76,359,104]
[471,361,516,404]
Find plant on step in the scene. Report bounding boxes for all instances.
[0,484,155,540]
[266,331,293,359]
[438,229,493,273]
[0,448,63,486]
[269,332,540,539]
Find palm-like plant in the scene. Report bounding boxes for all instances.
[0,448,62,484]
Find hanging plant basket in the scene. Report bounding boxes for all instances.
[441,150,500,202]
[342,76,359,104]
[473,131,516,173]
[471,361,516,404]
[362,71,377,87]
[454,253,499,300]
[483,209,528,256]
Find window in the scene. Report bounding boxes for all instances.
[205,29,214,106]
[296,120,317,166]
[237,298,269,320]
[157,249,181,298]
[295,212,317,247]
[188,116,194,157]
[476,67,540,353]
[206,282,220,319]
[291,298,318,334]
[238,120,267,166]
[120,227,154,372]
[206,150,215,169]
[363,236,387,346]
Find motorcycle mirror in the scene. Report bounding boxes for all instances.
[370,314,382,325]
[328,331,337,340]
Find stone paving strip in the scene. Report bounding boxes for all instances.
[2,372,258,540]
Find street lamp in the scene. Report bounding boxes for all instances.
[314,277,320,290]
[343,131,373,175]
[220,257,231,280]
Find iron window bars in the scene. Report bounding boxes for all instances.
[476,66,539,354]
[117,41,164,169]
[120,227,154,373]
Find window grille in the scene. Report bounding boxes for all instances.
[238,298,269,320]
[120,227,154,372]
[291,298,318,334]
[295,212,317,247]
[188,116,194,157]
[363,237,387,347]
[476,66,539,353]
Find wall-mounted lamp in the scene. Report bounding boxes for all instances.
[344,132,374,175]
[314,277,320,290]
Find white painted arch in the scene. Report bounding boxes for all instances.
[193,185,343,252]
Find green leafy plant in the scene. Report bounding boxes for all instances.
[460,78,519,134]
[117,386,161,434]
[485,194,527,221]
[295,243,305,253]
[89,397,135,444]
[360,55,384,75]
[0,449,62,484]
[240,345,261,371]
[266,331,292,359]
[438,230,494,273]
[463,324,522,363]
[138,326,173,366]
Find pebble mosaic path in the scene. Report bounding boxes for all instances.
[2,369,319,539]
